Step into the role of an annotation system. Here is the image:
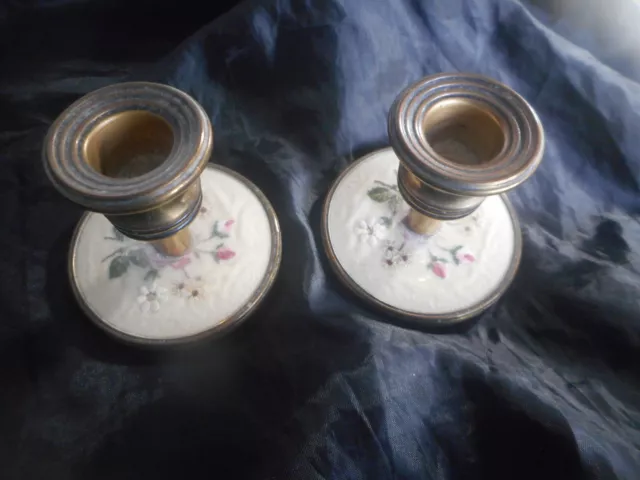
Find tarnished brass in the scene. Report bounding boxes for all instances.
[43,82,213,256]
[151,228,192,257]
[388,73,544,231]
[406,210,441,236]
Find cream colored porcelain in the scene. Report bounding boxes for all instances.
[71,165,280,343]
[324,148,519,321]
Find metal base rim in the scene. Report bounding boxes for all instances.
[321,147,522,328]
[68,163,282,347]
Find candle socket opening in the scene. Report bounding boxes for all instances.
[423,99,505,166]
[83,111,174,179]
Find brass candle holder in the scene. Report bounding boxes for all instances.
[322,73,544,326]
[44,82,282,345]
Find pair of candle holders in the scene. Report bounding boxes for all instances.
[43,74,543,346]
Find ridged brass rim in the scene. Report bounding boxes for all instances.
[389,73,544,199]
[43,82,213,214]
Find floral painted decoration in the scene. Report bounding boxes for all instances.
[137,283,168,313]
[361,178,477,279]
[102,208,238,312]
[355,218,388,246]
[383,241,411,267]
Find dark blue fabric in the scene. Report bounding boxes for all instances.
[1,0,639,478]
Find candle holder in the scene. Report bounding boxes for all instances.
[44,82,282,345]
[322,73,544,327]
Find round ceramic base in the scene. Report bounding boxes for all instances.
[322,148,521,326]
[69,164,281,345]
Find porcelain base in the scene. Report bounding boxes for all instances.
[69,165,281,345]
[322,148,521,326]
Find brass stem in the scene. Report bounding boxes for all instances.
[406,209,441,235]
[151,228,192,257]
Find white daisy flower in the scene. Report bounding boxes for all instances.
[355,218,387,246]
[137,283,168,313]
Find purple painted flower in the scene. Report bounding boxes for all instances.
[170,256,192,270]
[148,248,192,270]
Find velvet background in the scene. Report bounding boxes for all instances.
[1,0,639,478]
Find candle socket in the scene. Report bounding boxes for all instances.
[389,73,544,226]
[43,82,213,248]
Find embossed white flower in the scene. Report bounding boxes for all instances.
[355,218,388,246]
[137,283,168,313]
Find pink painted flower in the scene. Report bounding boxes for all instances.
[461,253,475,263]
[216,247,236,261]
[431,262,447,279]
[170,255,192,270]
[455,249,475,264]
[224,219,235,230]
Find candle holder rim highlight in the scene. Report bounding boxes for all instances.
[43,81,214,215]
[388,72,544,197]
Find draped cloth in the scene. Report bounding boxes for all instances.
[1,0,639,478]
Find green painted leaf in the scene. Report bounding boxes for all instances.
[144,269,159,282]
[128,248,150,268]
[450,246,463,265]
[211,221,229,239]
[388,195,400,214]
[367,187,393,203]
[379,216,392,227]
[108,256,129,279]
